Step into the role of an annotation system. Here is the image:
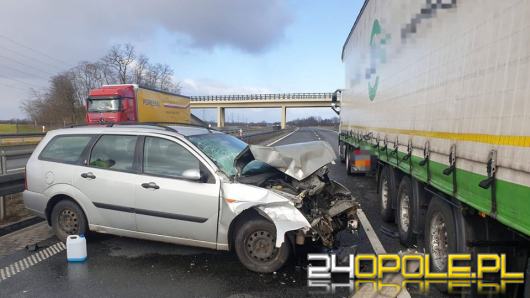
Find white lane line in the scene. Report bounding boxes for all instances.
[354,209,413,298]
[0,242,65,282]
[356,209,386,254]
[266,128,300,146]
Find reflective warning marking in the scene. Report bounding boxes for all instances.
[0,242,65,282]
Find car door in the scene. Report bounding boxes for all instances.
[135,135,220,246]
[73,134,142,231]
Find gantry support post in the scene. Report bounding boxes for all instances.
[281,106,287,129]
[217,107,225,128]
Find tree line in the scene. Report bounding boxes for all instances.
[287,116,339,127]
[22,44,180,126]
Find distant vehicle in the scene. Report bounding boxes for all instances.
[23,124,358,273]
[85,84,190,124]
[337,0,530,280]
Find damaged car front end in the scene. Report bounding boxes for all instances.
[187,132,360,272]
[232,141,359,252]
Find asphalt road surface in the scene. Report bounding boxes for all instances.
[1,128,443,297]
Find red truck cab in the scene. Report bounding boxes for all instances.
[85,84,136,123]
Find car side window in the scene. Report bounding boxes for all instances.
[39,135,93,164]
[143,137,200,179]
[89,135,137,172]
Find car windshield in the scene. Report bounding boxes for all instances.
[187,133,247,177]
[87,98,121,112]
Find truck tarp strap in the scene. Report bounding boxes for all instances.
[442,144,457,195]
[419,141,431,183]
[479,150,497,217]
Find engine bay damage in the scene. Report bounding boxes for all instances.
[234,141,360,249]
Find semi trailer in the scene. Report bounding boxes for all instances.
[85,84,191,124]
[337,0,530,285]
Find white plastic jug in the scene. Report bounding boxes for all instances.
[66,235,87,262]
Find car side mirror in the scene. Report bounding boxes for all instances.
[182,169,202,181]
[182,169,208,182]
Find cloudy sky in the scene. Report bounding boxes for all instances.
[0,0,362,122]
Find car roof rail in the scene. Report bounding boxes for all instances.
[69,121,215,133]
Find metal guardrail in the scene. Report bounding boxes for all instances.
[0,135,42,221]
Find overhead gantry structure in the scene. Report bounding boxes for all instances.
[189,92,336,128]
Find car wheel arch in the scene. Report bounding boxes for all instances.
[227,206,301,252]
[227,208,263,251]
[45,194,88,226]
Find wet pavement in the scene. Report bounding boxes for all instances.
[0,128,440,297]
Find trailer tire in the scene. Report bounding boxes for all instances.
[397,176,415,246]
[425,198,457,272]
[339,143,346,163]
[379,166,395,222]
[345,147,353,176]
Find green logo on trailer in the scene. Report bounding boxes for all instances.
[368,19,390,101]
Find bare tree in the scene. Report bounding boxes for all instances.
[102,43,136,84]
[132,54,149,85]
[22,72,84,126]
[21,43,182,125]
[143,63,180,93]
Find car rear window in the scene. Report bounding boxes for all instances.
[89,135,137,172]
[39,135,93,163]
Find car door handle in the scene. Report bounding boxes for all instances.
[81,172,96,179]
[141,182,160,190]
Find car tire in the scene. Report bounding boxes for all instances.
[425,198,457,272]
[51,200,88,243]
[396,177,415,246]
[379,166,395,222]
[234,217,290,273]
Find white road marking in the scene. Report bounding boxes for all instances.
[354,209,413,298]
[266,128,300,146]
[356,209,386,254]
[0,242,65,282]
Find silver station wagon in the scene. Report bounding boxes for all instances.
[23,124,359,272]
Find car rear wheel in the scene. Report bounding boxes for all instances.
[51,200,88,242]
[234,217,290,273]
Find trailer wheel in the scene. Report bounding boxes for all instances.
[345,147,353,175]
[396,177,415,246]
[425,198,457,272]
[378,166,395,222]
[339,143,346,163]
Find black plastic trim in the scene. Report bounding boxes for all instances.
[92,202,207,223]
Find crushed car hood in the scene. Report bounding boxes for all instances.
[234,140,337,181]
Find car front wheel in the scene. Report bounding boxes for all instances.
[234,217,290,273]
